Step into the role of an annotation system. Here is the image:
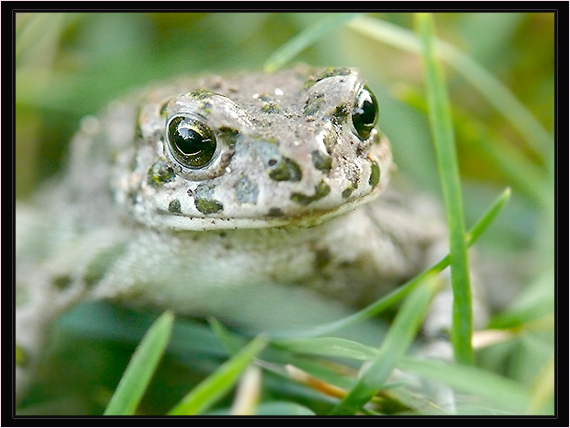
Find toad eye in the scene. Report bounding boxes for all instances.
[352,85,378,140]
[166,115,217,168]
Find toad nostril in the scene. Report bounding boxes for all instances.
[268,159,277,167]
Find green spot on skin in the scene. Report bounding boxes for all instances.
[342,185,356,198]
[343,173,360,198]
[311,150,332,173]
[159,102,169,117]
[193,183,223,214]
[200,101,212,114]
[189,89,216,99]
[314,247,332,270]
[218,127,240,148]
[267,207,284,217]
[330,103,350,123]
[84,243,128,288]
[168,199,182,214]
[269,157,302,182]
[369,161,381,188]
[148,161,176,187]
[290,180,331,205]
[303,93,326,116]
[195,198,224,214]
[261,103,281,114]
[134,122,143,140]
[53,275,73,291]
[322,132,336,155]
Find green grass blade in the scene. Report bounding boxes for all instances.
[208,316,245,355]
[415,13,473,365]
[264,13,362,72]
[398,356,530,414]
[168,336,267,416]
[465,187,511,246]
[269,187,510,339]
[275,337,379,361]
[329,275,440,415]
[104,310,174,415]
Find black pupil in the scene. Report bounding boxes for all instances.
[352,86,378,140]
[173,125,204,155]
[167,116,216,168]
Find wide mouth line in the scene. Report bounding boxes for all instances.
[153,190,381,231]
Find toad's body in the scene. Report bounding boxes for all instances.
[16,66,452,400]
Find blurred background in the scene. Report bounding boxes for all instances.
[15,12,555,415]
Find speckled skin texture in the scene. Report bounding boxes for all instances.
[16,66,460,400]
